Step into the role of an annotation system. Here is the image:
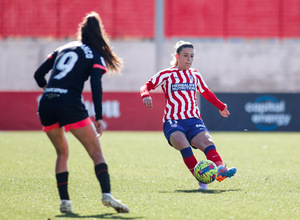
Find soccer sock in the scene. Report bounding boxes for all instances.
[204,145,223,167]
[56,171,70,200]
[95,163,111,193]
[180,147,198,176]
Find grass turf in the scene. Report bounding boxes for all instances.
[0,131,299,220]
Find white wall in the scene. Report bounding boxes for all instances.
[1,39,300,93]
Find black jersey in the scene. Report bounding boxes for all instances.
[34,41,106,120]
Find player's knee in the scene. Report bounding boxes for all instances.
[170,131,189,148]
[171,138,189,149]
[191,140,214,151]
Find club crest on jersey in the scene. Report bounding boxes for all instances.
[171,83,196,92]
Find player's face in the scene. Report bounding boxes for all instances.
[176,47,194,70]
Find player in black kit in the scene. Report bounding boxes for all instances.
[34,12,129,213]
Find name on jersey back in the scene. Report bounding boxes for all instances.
[81,44,94,59]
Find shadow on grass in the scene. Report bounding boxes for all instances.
[55,212,144,219]
[159,189,242,194]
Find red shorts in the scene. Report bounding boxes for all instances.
[42,117,92,132]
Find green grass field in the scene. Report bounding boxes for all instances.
[0,131,299,220]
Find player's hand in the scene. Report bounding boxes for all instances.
[94,119,105,137]
[219,104,230,118]
[143,96,153,109]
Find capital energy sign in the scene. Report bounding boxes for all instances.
[200,93,300,131]
[244,95,291,131]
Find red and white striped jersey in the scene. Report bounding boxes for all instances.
[149,67,208,122]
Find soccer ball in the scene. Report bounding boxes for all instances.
[194,160,218,184]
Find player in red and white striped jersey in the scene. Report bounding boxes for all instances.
[140,41,236,190]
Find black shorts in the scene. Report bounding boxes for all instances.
[38,99,89,128]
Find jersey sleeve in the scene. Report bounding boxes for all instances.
[140,81,155,99]
[34,52,57,88]
[193,69,208,93]
[139,70,170,99]
[193,69,226,111]
[93,56,107,74]
[201,88,226,111]
[90,67,105,120]
[90,55,107,120]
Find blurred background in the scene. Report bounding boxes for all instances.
[0,0,299,131]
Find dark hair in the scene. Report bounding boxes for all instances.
[77,12,123,73]
[170,40,194,66]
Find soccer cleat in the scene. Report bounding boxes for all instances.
[216,165,237,182]
[198,182,208,190]
[102,194,129,213]
[60,200,73,213]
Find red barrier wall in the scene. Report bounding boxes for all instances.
[1,0,300,38]
[1,0,58,37]
[225,0,280,38]
[0,92,165,131]
[165,0,225,37]
[1,0,154,39]
[58,0,154,38]
[282,0,300,37]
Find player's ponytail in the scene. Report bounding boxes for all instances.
[170,40,194,67]
[78,12,123,74]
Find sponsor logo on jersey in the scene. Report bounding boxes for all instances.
[44,88,68,94]
[171,83,196,92]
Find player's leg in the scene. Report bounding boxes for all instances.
[190,131,223,166]
[163,120,199,177]
[47,127,69,172]
[69,123,109,193]
[170,131,208,189]
[186,118,222,165]
[70,122,129,213]
[189,130,216,189]
[170,131,198,174]
[191,131,237,182]
[170,130,190,150]
[39,100,72,212]
[70,122,105,165]
[46,127,72,213]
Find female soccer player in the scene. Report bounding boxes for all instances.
[34,12,129,213]
[140,40,237,190]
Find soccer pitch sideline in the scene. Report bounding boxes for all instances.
[0,131,299,220]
